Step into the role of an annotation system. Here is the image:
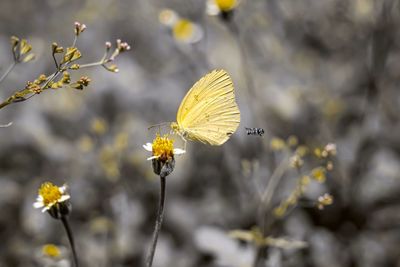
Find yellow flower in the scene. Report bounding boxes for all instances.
[215,0,237,11]
[173,19,194,41]
[159,9,203,44]
[172,18,203,43]
[207,0,238,15]
[270,137,286,151]
[90,117,108,135]
[311,167,326,183]
[143,134,185,162]
[42,244,61,258]
[33,182,70,212]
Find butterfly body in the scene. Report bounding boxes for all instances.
[171,69,240,146]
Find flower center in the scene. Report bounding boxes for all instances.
[152,135,174,161]
[42,244,61,258]
[39,182,62,207]
[215,0,236,11]
[173,19,194,41]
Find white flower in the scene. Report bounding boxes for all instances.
[33,183,70,212]
[143,134,185,161]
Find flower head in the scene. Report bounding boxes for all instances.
[207,0,239,19]
[317,193,334,210]
[143,134,185,177]
[143,134,185,162]
[33,182,71,218]
[159,9,203,44]
[215,0,237,11]
[172,19,203,44]
[42,244,61,258]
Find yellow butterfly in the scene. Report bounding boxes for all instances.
[170,69,240,146]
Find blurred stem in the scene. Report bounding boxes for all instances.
[72,35,78,48]
[227,20,257,101]
[0,100,11,110]
[0,61,16,85]
[260,153,290,216]
[61,215,79,267]
[254,153,290,267]
[146,175,166,267]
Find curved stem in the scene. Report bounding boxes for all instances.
[61,215,79,267]
[0,61,16,85]
[146,175,167,267]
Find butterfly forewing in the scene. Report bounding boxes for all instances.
[176,69,240,145]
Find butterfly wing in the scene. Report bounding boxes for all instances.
[176,69,240,145]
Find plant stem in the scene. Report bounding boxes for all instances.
[253,153,290,267]
[0,61,16,85]
[0,100,11,110]
[79,61,105,69]
[146,175,167,267]
[61,215,79,267]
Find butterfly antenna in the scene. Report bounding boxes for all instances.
[147,122,171,131]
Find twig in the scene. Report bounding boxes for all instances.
[0,62,16,85]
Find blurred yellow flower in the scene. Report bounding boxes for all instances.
[311,167,326,183]
[77,135,94,152]
[270,137,286,151]
[91,117,108,135]
[207,0,239,15]
[215,0,237,11]
[159,9,203,43]
[42,244,61,258]
[173,19,194,41]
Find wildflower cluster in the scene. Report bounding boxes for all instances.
[229,227,307,249]
[0,22,130,110]
[271,138,336,218]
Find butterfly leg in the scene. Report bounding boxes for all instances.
[183,137,187,151]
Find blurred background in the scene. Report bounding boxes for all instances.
[1,0,400,266]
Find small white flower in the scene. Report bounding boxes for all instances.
[143,135,185,161]
[33,183,70,212]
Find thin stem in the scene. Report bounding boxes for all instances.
[71,35,78,48]
[0,122,12,127]
[0,61,16,85]
[79,61,105,69]
[146,175,167,267]
[52,53,59,69]
[253,153,290,267]
[260,154,290,209]
[61,215,79,267]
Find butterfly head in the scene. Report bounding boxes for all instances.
[170,122,180,133]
